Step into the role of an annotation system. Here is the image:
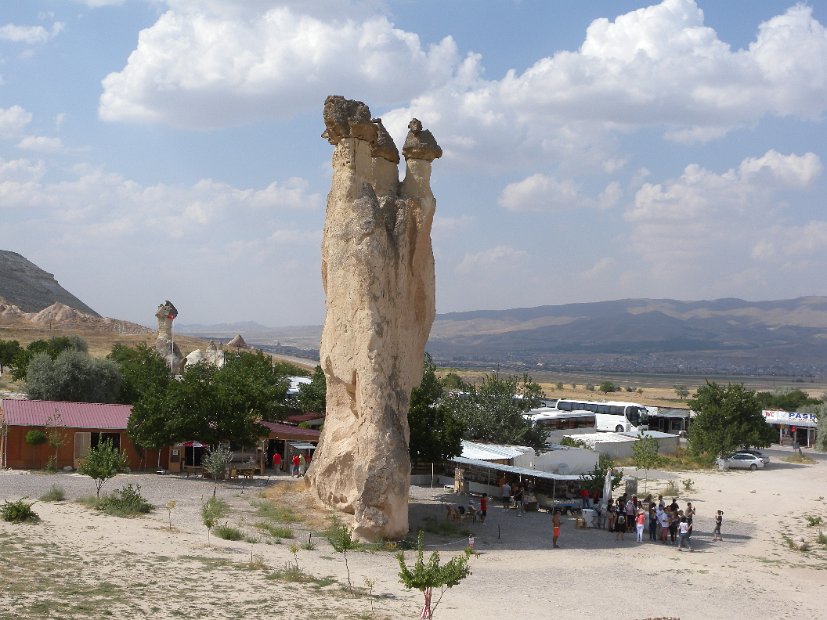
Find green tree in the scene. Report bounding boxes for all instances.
[688,382,776,458]
[130,350,290,451]
[440,372,463,391]
[109,343,172,405]
[26,349,121,403]
[408,354,463,465]
[632,434,660,493]
[327,522,360,596]
[0,339,22,375]
[397,531,471,620]
[201,496,228,547]
[202,445,234,486]
[78,437,128,498]
[799,402,826,452]
[45,410,67,472]
[443,373,545,450]
[11,336,87,381]
[598,381,617,394]
[295,365,326,413]
[755,388,820,412]
[579,455,623,496]
[674,384,690,401]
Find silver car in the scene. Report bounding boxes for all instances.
[718,452,766,471]
[740,449,770,465]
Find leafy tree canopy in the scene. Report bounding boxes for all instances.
[11,335,87,380]
[755,388,821,412]
[109,343,172,405]
[295,365,327,413]
[0,339,22,374]
[688,382,776,458]
[408,354,464,465]
[78,437,128,497]
[443,372,545,451]
[26,349,121,403]
[128,350,291,450]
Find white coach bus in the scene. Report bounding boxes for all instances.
[553,399,649,433]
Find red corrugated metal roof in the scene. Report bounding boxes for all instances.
[286,412,324,423]
[260,420,320,439]
[1,399,132,429]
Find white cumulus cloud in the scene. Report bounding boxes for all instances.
[499,174,621,212]
[17,135,62,153]
[456,245,527,275]
[99,5,466,128]
[0,106,33,137]
[0,22,63,44]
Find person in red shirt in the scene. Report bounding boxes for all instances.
[272,452,282,473]
[292,454,301,477]
[479,493,488,524]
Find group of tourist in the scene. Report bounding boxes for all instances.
[602,493,722,550]
[500,478,535,516]
[270,451,311,476]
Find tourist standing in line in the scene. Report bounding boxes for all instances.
[552,509,562,548]
[635,509,646,542]
[514,483,525,516]
[607,498,616,532]
[659,508,670,544]
[625,496,636,532]
[685,502,696,540]
[678,516,693,551]
[615,507,626,541]
[502,480,512,508]
[648,504,658,541]
[713,510,724,541]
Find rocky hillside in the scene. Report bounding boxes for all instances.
[0,250,99,315]
[0,300,151,335]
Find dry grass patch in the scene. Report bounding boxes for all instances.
[260,480,335,532]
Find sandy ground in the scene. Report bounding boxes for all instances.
[2,458,827,619]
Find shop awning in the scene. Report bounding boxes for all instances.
[288,441,317,450]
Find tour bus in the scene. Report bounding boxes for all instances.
[524,407,597,444]
[553,399,649,433]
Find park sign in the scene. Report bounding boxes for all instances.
[762,409,818,428]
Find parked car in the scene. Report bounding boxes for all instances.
[717,452,766,471]
[739,449,770,465]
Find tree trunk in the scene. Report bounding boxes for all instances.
[420,587,432,619]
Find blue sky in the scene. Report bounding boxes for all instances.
[1,0,826,327]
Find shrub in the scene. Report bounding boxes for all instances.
[662,480,680,497]
[1,498,39,523]
[257,522,294,539]
[214,523,244,541]
[806,515,822,527]
[202,496,229,546]
[95,484,154,517]
[40,484,65,502]
[682,478,695,492]
[77,437,128,498]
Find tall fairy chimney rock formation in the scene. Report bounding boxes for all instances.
[154,300,185,375]
[307,96,441,540]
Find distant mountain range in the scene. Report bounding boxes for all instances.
[180,297,827,377]
[3,250,825,377]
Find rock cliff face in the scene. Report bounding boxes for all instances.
[306,96,440,540]
[0,250,99,316]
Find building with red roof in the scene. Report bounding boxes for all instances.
[0,399,165,470]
